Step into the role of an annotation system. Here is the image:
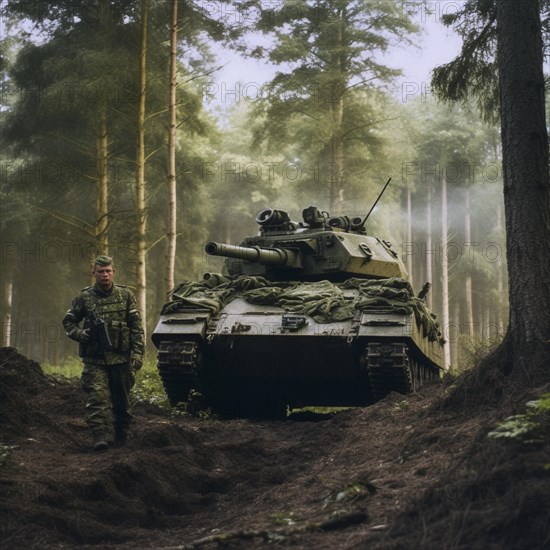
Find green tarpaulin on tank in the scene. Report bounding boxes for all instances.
[162,275,443,343]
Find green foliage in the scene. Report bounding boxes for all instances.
[179,390,213,420]
[431,0,498,122]
[323,482,367,509]
[41,360,82,379]
[0,444,18,470]
[488,416,540,441]
[455,333,504,374]
[249,0,420,211]
[0,0,511,373]
[132,367,171,409]
[0,0,231,341]
[41,358,212,419]
[488,393,550,444]
[132,366,212,419]
[431,0,550,121]
[528,394,550,413]
[409,99,497,174]
[269,512,300,526]
[392,399,410,411]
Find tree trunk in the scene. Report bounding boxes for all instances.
[426,184,433,310]
[495,202,505,335]
[452,303,461,370]
[166,0,178,296]
[42,336,49,366]
[464,188,474,340]
[136,0,149,332]
[441,176,451,369]
[329,96,345,213]
[486,304,491,340]
[96,102,109,255]
[495,0,550,375]
[92,1,110,265]
[2,277,13,347]
[329,6,346,213]
[54,337,60,366]
[406,186,414,288]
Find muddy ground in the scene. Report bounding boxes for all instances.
[1,346,549,549]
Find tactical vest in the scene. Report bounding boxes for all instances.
[79,285,134,364]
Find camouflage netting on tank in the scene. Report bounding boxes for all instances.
[162,275,443,343]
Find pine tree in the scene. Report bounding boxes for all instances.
[495,0,550,378]
[250,0,418,212]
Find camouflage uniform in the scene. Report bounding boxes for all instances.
[63,259,144,447]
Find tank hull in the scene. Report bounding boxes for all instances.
[152,292,444,417]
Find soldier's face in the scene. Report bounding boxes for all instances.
[93,265,115,289]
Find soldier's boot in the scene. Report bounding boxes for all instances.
[92,431,109,452]
[114,423,127,447]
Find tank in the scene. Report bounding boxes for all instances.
[152,206,445,419]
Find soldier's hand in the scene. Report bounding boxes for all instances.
[131,357,143,371]
[79,328,91,342]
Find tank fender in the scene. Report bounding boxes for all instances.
[151,313,209,347]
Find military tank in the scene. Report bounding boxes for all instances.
[152,200,445,419]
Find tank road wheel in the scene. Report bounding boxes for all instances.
[157,341,202,406]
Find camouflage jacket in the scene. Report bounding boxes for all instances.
[63,284,145,365]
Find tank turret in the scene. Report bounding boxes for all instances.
[205,206,407,281]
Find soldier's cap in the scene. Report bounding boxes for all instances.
[93,255,114,267]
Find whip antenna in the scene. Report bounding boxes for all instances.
[359,177,392,229]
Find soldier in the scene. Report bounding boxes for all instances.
[63,255,145,451]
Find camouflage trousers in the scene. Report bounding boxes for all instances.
[81,362,135,435]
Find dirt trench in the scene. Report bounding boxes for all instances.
[1,347,549,549]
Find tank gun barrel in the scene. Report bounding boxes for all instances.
[205,242,302,268]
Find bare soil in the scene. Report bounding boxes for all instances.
[1,346,549,549]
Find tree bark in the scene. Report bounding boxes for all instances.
[441,176,451,369]
[426,184,433,310]
[452,303,461,369]
[93,0,110,263]
[166,0,178,296]
[136,0,149,332]
[328,93,345,213]
[495,202,505,335]
[96,102,109,255]
[486,304,491,340]
[2,277,13,347]
[464,188,474,340]
[406,186,414,288]
[495,0,550,375]
[329,6,346,213]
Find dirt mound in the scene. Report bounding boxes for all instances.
[1,347,549,549]
[382,433,550,549]
[0,347,53,437]
[373,355,550,550]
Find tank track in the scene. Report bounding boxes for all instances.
[157,340,201,406]
[360,342,440,402]
[157,340,286,419]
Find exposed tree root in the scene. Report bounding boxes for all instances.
[173,510,368,549]
[438,334,550,417]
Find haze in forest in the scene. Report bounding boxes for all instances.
[0,1,510,371]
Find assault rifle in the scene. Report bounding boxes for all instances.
[88,310,113,352]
